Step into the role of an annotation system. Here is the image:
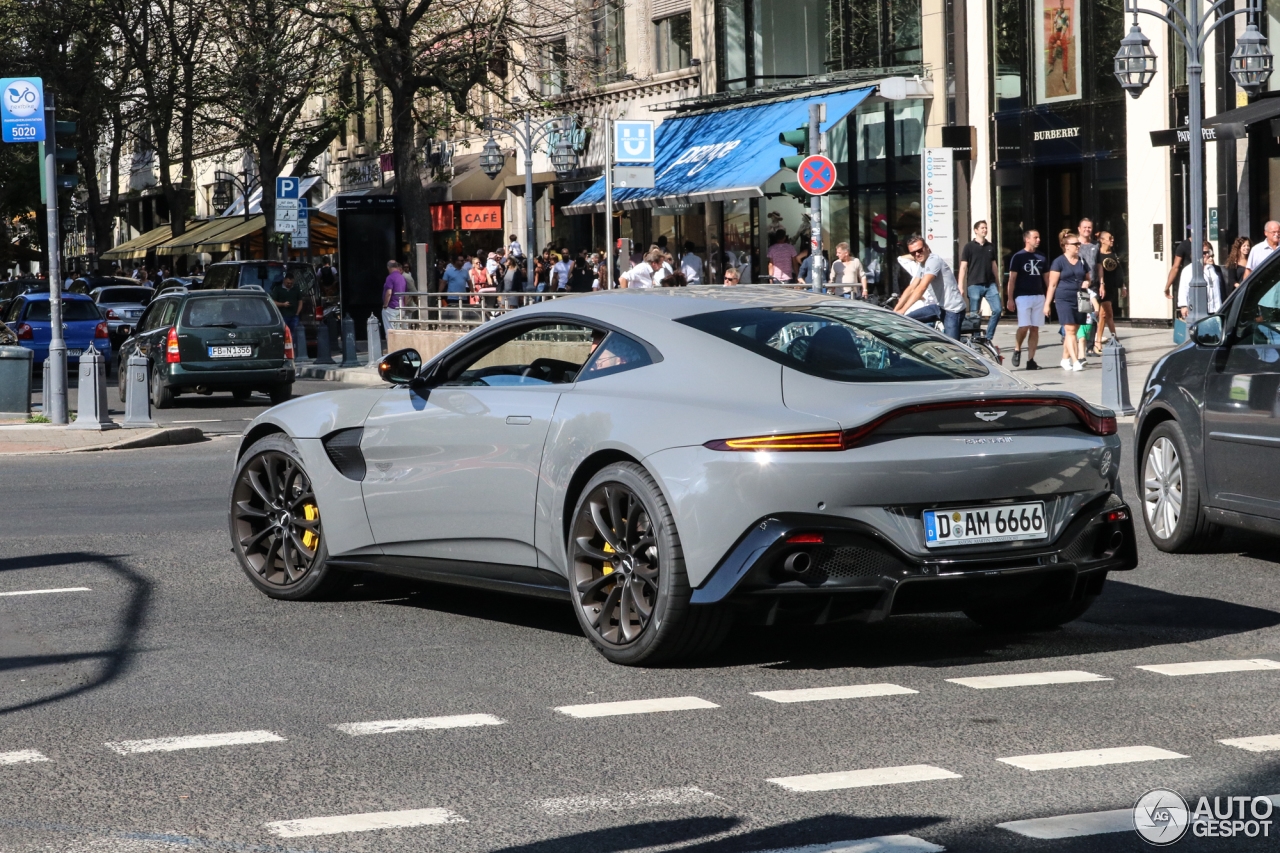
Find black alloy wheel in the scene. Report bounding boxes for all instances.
[230,435,348,600]
[567,462,729,665]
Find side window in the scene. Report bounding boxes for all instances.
[6,299,24,323]
[439,323,594,387]
[135,304,157,332]
[1236,272,1280,345]
[577,331,656,380]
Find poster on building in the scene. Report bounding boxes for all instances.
[922,147,954,270]
[1035,0,1081,103]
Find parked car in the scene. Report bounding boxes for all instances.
[197,261,318,354]
[0,280,45,318]
[91,285,156,348]
[117,288,295,409]
[66,275,138,296]
[1135,255,1280,551]
[5,292,111,367]
[229,288,1137,665]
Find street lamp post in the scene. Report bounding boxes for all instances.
[1114,0,1272,323]
[479,113,579,288]
[214,169,261,259]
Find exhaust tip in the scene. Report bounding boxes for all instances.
[1109,530,1124,550]
[783,551,814,575]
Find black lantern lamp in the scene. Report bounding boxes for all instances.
[550,135,578,176]
[212,181,231,214]
[1231,23,1274,95]
[1114,23,1157,98]
[480,135,505,179]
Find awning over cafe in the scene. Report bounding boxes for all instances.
[100,224,178,261]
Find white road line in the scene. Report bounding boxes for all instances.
[554,696,719,718]
[0,587,91,598]
[171,419,222,424]
[0,750,49,765]
[752,684,918,703]
[1136,658,1280,676]
[997,809,1132,839]
[752,836,944,853]
[105,730,285,755]
[1220,734,1280,752]
[537,786,720,816]
[265,808,465,838]
[947,670,1111,690]
[334,714,505,736]
[997,745,1186,771]
[768,765,961,792]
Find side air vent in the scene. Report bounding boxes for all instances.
[322,427,366,481]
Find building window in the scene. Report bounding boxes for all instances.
[655,13,692,73]
[590,0,627,83]
[826,0,922,72]
[540,39,568,97]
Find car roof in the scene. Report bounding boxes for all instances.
[22,291,94,302]
[516,285,861,321]
[182,288,272,299]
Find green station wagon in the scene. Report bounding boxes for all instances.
[117,289,295,408]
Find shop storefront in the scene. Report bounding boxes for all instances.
[431,201,507,262]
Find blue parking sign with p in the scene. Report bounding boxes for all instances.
[614,121,654,164]
[276,176,299,199]
[1,77,46,143]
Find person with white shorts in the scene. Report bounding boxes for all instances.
[1005,229,1047,370]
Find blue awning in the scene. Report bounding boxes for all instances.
[562,86,875,214]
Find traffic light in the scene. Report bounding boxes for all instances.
[54,121,78,190]
[778,125,810,203]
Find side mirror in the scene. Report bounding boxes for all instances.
[378,347,422,384]
[1192,315,1225,347]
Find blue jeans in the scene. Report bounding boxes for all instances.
[942,308,965,340]
[283,314,301,347]
[906,303,942,325]
[967,282,1001,338]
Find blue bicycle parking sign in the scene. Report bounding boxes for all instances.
[1,78,45,143]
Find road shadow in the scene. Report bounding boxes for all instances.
[489,814,945,853]
[0,551,151,716]
[351,573,583,637]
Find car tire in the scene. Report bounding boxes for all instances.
[269,383,292,405]
[117,360,128,403]
[150,364,173,409]
[232,389,253,401]
[1140,420,1217,552]
[965,594,1097,632]
[229,434,352,601]
[567,461,730,665]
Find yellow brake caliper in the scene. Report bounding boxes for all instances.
[301,504,319,550]
[602,541,614,575]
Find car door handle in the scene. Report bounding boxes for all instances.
[505,416,532,425]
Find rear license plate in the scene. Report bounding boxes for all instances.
[67,349,82,357]
[923,502,1047,548]
[209,345,253,358]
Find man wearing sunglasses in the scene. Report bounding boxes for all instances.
[894,236,966,339]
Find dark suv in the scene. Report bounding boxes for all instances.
[1135,254,1280,550]
[197,261,318,351]
[117,289,295,408]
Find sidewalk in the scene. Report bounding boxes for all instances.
[0,424,205,455]
[295,355,383,386]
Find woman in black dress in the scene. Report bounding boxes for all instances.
[1093,231,1123,354]
[1223,236,1251,292]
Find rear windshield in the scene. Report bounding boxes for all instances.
[23,300,103,322]
[236,264,315,293]
[182,297,277,328]
[96,287,154,304]
[677,305,989,382]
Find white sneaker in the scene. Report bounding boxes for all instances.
[1071,360,1084,371]
[1060,358,1072,370]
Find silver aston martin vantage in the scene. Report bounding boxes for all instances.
[229,287,1137,665]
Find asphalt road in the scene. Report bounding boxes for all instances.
[2,427,1279,852]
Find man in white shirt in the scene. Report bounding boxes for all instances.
[618,251,664,289]
[828,242,867,298]
[680,241,703,285]
[1245,220,1280,280]
[894,236,966,338]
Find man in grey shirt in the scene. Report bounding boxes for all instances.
[1078,217,1100,281]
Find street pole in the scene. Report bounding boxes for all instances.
[1186,8,1208,323]
[44,94,67,424]
[525,112,536,290]
[809,103,823,293]
[605,114,614,289]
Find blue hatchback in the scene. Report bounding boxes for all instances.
[4,292,112,366]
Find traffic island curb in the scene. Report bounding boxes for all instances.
[295,364,384,386]
[0,425,206,456]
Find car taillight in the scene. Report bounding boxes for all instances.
[786,533,825,544]
[283,325,294,360]
[166,327,180,363]
[95,321,109,339]
[704,431,846,452]
[315,304,323,321]
[16,323,33,340]
[106,309,120,320]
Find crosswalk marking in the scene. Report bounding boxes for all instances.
[537,786,720,815]
[1219,734,1280,752]
[0,587,91,597]
[768,765,961,792]
[1136,659,1280,676]
[752,684,918,703]
[105,730,285,755]
[997,745,1186,771]
[0,750,49,765]
[947,670,1111,690]
[754,836,945,852]
[997,808,1132,839]
[334,714,505,736]
[264,808,466,838]
[554,696,719,718]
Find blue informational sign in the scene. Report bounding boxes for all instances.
[1,77,46,143]
[276,176,300,199]
[614,121,654,164]
[297,197,308,219]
